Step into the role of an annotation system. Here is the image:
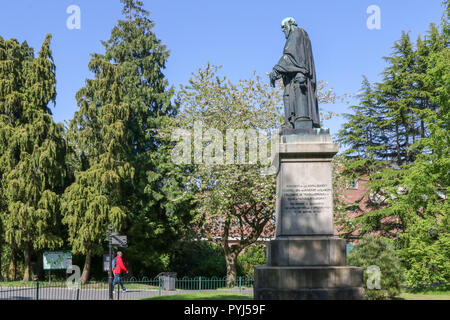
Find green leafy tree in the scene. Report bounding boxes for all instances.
[237,243,266,278]
[337,8,449,287]
[360,20,449,253]
[0,35,68,281]
[336,22,448,237]
[176,64,282,284]
[335,77,390,201]
[334,33,423,237]
[395,31,449,287]
[334,77,390,240]
[347,235,403,300]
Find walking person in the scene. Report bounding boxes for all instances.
[112,251,128,293]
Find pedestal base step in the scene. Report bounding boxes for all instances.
[254,287,365,300]
[255,266,363,289]
[267,237,347,266]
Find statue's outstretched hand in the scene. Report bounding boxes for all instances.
[269,72,276,87]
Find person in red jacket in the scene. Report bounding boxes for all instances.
[112,251,128,292]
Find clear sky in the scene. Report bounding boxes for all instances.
[0,0,445,136]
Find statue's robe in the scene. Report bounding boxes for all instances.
[273,27,320,128]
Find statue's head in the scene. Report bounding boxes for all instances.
[281,17,297,39]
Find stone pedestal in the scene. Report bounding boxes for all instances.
[254,132,364,300]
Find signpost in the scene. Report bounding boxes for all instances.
[108,225,113,300]
[107,225,127,300]
[111,234,127,247]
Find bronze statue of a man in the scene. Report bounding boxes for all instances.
[270,17,321,130]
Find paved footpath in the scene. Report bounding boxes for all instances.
[0,286,162,300]
[0,286,249,300]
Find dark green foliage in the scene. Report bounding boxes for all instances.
[0,245,22,280]
[348,236,403,299]
[378,31,418,165]
[237,243,266,278]
[395,36,449,287]
[168,241,226,278]
[337,76,389,165]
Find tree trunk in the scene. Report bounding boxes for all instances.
[9,260,15,281]
[0,242,2,280]
[80,254,92,284]
[22,244,31,282]
[405,119,409,164]
[225,250,238,287]
[396,123,401,165]
[9,246,17,281]
[421,120,425,139]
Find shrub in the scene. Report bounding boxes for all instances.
[347,235,403,299]
[237,243,266,278]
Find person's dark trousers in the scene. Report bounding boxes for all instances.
[113,274,126,291]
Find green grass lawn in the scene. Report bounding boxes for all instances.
[119,282,158,290]
[144,292,253,300]
[144,290,450,301]
[396,288,450,300]
[216,286,253,291]
[397,292,450,300]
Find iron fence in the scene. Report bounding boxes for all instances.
[0,276,254,300]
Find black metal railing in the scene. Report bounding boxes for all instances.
[0,276,254,300]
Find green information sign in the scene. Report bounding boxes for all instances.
[43,251,72,270]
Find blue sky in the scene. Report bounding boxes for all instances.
[0,0,445,136]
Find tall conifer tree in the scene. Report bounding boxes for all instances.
[337,76,389,175]
[0,35,67,280]
[377,31,418,165]
[63,0,194,281]
[63,53,133,283]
